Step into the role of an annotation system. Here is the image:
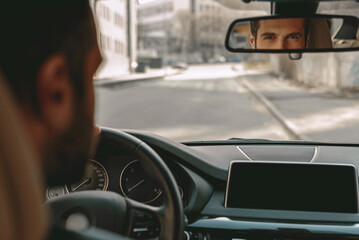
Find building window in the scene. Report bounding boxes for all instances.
[99,33,104,50]
[107,36,111,51]
[114,12,124,28]
[114,40,125,55]
[138,2,173,18]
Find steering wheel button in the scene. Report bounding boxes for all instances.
[144,213,154,219]
[146,221,157,228]
[133,227,148,233]
[134,221,146,228]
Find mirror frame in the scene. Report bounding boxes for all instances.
[225,14,359,53]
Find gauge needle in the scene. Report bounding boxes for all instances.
[71,178,91,192]
[126,179,145,194]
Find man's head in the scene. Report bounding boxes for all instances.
[250,18,310,49]
[0,1,102,185]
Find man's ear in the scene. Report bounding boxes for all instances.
[249,33,256,49]
[36,55,74,134]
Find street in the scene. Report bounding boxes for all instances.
[95,63,359,143]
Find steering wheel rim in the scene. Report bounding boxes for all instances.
[47,128,184,240]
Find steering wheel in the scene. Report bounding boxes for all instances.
[47,128,185,240]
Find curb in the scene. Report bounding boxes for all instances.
[94,70,181,87]
[241,77,307,141]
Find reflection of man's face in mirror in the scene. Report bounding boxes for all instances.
[250,18,310,49]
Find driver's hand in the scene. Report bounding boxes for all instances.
[89,125,101,159]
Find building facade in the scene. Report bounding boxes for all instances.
[137,0,253,64]
[90,0,137,78]
[137,0,190,64]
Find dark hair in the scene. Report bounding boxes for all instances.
[250,20,260,39]
[250,18,311,46]
[303,18,311,46]
[0,1,96,114]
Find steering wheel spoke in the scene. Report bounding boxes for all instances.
[126,198,164,239]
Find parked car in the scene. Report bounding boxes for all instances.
[208,55,226,63]
[168,60,188,70]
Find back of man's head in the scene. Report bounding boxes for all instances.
[0,0,95,114]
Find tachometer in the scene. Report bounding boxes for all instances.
[120,160,162,203]
[66,159,109,193]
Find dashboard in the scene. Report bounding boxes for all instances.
[47,129,359,239]
[47,146,193,209]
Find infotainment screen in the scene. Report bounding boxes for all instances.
[225,161,359,213]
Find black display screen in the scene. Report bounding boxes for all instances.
[225,162,359,213]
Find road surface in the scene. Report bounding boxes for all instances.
[95,63,359,143]
[95,64,291,142]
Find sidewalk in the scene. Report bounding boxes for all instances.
[94,67,180,87]
[233,64,359,142]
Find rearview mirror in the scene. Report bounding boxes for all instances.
[225,15,359,53]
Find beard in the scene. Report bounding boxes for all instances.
[45,98,94,186]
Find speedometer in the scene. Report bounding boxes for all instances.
[120,160,162,203]
[66,159,109,193]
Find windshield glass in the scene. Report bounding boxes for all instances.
[93,0,359,143]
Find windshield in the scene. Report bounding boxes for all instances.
[93,0,359,143]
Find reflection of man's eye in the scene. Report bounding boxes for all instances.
[287,34,301,40]
[263,36,276,40]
